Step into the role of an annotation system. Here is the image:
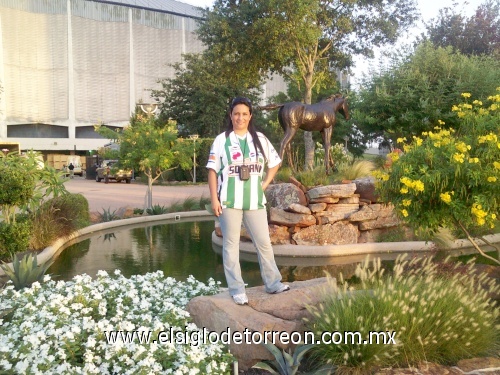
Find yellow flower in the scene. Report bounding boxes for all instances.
[401,209,409,217]
[494,162,500,170]
[455,142,469,153]
[457,112,465,118]
[413,180,425,192]
[461,92,471,98]
[472,100,483,106]
[400,187,409,194]
[468,158,479,164]
[453,153,465,163]
[492,214,497,220]
[487,177,497,182]
[422,132,428,136]
[440,192,452,204]
[413,136,423,146]
[451,105,459,112]
[397,137,407,144]
[490,104,498,111]
[438,119,445,125]
[402,199,412,207]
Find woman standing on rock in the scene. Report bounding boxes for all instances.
[206,97,289,305]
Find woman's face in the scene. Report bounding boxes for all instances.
[230,103,252,135]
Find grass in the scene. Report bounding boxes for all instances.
[305,256,499,374]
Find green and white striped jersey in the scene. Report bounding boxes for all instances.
[206,131,281,210]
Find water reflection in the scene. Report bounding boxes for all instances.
[49,220,264,287]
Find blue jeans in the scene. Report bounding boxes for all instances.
[219,208,284,295]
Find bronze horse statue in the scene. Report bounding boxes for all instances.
[277,94,350,174]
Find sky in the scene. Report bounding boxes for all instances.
[180,0,485,84]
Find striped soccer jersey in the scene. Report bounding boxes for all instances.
[206,131,281,210]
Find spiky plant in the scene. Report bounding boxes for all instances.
[0,253,53,290]
[253,343,333,375]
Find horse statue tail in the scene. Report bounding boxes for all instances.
[256,103,284,111]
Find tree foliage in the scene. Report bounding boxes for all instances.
[152,51,263,138]
[95,114,194,209]
[353,42,500,147]
[424,0,499,56]
[197,0,419,168]
[375,89,500,263]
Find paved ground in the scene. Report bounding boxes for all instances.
[64,177,209,212]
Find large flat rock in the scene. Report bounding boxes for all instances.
[186,278,331,369]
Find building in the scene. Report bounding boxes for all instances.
[0,0,287,156]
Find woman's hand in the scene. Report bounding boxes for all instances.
[211,200,222,217]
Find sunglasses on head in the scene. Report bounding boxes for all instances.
[231,97,252,108]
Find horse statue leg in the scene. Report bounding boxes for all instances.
[321,126,333,175]
[279,125,299,171]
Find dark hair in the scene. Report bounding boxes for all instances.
[225,97,267,162]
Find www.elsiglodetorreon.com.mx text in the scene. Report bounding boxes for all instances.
[105,327,397,347]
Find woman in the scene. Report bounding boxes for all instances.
[206,97,289,305]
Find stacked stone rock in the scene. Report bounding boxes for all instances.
[215,177,411,246]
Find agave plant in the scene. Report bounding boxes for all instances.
[146,204,168,215]
[98,207,120,222]
[252,343,333,375]
[0,253,54,290]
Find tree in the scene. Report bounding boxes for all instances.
[353,42,500,147]
[197,0,419,169]
[95,114,193,209]
[375,88,500,264]
[152,51,263,138]
[424,0,499,56]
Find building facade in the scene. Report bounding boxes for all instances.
[0,0,287,155]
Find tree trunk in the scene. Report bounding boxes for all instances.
[303,78,314,170]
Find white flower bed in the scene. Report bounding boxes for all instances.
[0,271,233,374]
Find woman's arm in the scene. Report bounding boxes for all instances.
[208,169,222,216]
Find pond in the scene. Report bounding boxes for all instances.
[49,218,498,286]
[49,218,265,287]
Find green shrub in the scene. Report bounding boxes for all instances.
[335,160,375,181]
[305,256,499,374]
[0,218,32,260]
[28,194,89,251]
[42,193,90,229]
[0,162,36,224]
[295,167,330,188]
[275,167,293,183]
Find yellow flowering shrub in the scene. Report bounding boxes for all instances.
[376,88,500,237]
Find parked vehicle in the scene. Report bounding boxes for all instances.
[95,160,132,183]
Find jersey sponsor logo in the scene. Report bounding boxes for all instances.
[232,151,242,160]
[228,163,263,175]
[208,154,216,161]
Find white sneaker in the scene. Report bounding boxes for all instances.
[232,293,249,305]
[271,284,290,294]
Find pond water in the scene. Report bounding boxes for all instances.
[49,219,265,287]
[49,218,497,286]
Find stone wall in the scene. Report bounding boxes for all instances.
[215,178,414,246]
